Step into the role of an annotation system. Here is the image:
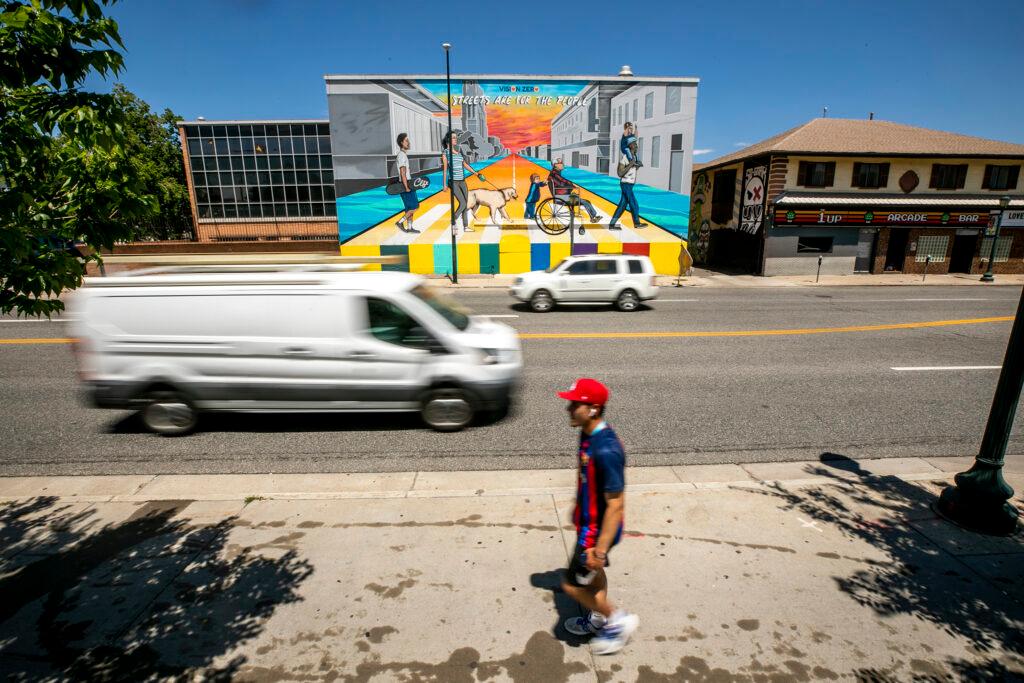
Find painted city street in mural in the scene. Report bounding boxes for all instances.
[325,76,697,274]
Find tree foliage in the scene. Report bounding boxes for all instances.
[108,83,192,241]
[0,0,156,316]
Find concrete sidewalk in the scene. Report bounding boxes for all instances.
[1,456,1022,681]
[428,271,1024,289]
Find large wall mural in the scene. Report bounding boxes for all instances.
[325,75,698,275]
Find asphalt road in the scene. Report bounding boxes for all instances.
[2,285,1023,476]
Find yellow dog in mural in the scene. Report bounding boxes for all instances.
[467,187,518,226]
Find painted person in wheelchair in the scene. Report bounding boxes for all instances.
[524,173,545,220]
[547,159,601,225]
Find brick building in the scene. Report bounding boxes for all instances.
[689,119,1024,275]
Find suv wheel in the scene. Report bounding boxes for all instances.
[140,390,198,436]
[616,289,640,312]
[530,289,554,313]
[422,388,474,432]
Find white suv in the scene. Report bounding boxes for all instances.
[510,254,659,312]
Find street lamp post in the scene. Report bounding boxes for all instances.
[980,195,1011,282]
[938,241,1022,535]
[443,42,457,284]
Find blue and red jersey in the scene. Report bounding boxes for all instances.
[573,424,626,549]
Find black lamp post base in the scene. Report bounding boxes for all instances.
[936,464,1019,536]
[980,273,995,282]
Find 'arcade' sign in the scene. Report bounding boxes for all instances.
[775,208,990,227]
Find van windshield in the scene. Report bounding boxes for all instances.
[411,285,471,331]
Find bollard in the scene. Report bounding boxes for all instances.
[923,254,931,282]
[815,255,823,283]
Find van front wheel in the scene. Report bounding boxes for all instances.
[421,388,474,432]
[140,391,198,436]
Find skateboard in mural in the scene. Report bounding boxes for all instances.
[385,176,431,195]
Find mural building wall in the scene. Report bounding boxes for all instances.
[325,75,698,275]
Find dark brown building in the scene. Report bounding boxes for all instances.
[689,119,1024,276]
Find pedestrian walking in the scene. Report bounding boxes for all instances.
[609,122,648,230]
[395,133,420,233]
[557,378,639,655]
[442,131,478,233]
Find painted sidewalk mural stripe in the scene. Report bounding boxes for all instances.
[340,154,689,275]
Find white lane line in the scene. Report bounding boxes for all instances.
[656,299,700,302]
[891,365,1002,371]
[0,319,70,323]
[483,314,519,318]
[902,298,992,302]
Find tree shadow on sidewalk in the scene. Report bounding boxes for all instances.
[529,569,590,647]
[0,496,314,680]
[752,454,1024,677]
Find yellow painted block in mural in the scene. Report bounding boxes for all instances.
[340,244,382,271]
[597,241,623,254]
[549,242,571,268]
[457,243,480,274]
[500,251,531,273]
[498,233,531,274]
[649,241,683,275]
[408,243,434,274]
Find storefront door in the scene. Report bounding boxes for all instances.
[949,233,978,273]
[885,230,909,271]
[855,228,877,272]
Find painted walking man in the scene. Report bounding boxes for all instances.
[395,133,420,233]
[610,122,648,230]
[558,378,639,655]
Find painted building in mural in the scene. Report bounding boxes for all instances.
[329,74,699,276]
[691,119,1024,276]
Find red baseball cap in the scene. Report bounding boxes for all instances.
[557,378,609,405]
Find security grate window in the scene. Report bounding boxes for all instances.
[915,235,949,262]
[980,236,1014,263]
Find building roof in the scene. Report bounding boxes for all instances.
[324,74,699,84]
[695,118,1024,170]
[774,192,1024,208]
[177,119,328,125]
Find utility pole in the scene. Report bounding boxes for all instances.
[443,42,457,284]
[937,250,1022,534]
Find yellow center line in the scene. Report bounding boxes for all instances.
[518,316,1014,339]
[0,338,76,344]
[0,316,1013,345]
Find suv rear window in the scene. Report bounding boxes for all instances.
[628,260,644,274]
[593,260,618,275]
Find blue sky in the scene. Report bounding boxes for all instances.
[86,0,1024,163]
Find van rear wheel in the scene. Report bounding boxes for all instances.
[422,388,474,432]
[140,391,198,436]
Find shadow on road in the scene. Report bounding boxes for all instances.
[754,453,1024,678]
[105,403,517,437]
[0,496,313,679]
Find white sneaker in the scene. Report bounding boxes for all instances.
[564,614,602,636]
[591,613,638,655]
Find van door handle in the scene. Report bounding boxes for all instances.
[347,350,377,360]
[283,347,313,356]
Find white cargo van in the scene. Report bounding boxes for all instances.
[70,268,521,434]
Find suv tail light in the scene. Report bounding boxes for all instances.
[650,275,657,288]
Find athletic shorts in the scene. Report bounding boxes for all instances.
[400,190,419,211]
[565,545,611,588]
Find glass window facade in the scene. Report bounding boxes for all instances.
[183,122,335,220]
